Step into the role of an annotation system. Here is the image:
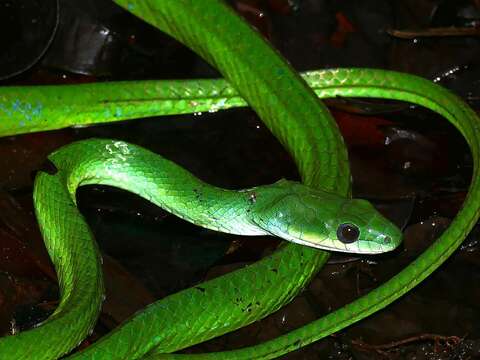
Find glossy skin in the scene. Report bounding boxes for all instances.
[251,181,400,254]
[0,0,478,359]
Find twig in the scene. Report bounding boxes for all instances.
[387,27,480,39]
[352,333,463,356]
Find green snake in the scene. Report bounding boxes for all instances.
[0,1,479,359]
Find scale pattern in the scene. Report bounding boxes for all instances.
[0,0,478,359]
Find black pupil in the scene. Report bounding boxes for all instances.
[337,223,360,244]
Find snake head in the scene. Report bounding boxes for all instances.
[252,181,402,254]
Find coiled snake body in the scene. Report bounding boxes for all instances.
[0,1,478,359]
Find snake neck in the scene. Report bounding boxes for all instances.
[46,138,268,237]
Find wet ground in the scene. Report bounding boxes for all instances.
[0,0,480,358]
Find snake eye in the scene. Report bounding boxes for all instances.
[336,223,360,244]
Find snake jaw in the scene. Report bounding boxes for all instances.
[248,183,403,253]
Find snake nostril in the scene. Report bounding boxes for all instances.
[384,236,391,244]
